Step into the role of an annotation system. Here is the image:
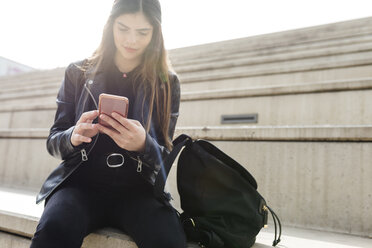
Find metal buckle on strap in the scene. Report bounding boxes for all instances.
[106,153,124,168]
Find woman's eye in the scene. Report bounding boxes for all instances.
[119,28,128,32]
[139,32,148,36]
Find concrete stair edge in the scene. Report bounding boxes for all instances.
[181,77,372,100]
[0,77,371,111]
[172,36,372,69]
[1,125,372,141]
[168,17,372,58]
[1,56,372,102]
[0,210,201,248]
[177,52,372,83]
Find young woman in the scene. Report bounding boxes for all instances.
[30,0,186,247]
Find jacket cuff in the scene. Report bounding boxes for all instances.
[62,126,85,159]
[139,132,163,168]
[66,126,77,151]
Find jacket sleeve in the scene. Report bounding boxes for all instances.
[46,63,83,161]
[137,73,181,174]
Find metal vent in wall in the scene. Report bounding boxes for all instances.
[221,114,258,124]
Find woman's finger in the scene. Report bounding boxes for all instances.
[97,123,120,139]
[100,114,127,133]
[71,133,92,146]
[132,119,142,127]
[74,123,97,134]
[85,118,95,124]
[76,133,92,143]
[77,110,99,124]
[111,113,137,131]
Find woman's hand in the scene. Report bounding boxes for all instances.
[71,110,99,147]
[97,112,146,153]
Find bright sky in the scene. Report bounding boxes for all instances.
[0,0,371,70]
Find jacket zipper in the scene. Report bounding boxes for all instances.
[79,80,100,162]
[39,79,99,203]
[136,156,143,172]
[81,149,88,161]
[83,80,149,172]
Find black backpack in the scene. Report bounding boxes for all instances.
[154,134,282,248]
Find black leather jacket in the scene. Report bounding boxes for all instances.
[36,60,180,204]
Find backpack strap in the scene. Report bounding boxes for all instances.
[154,134,193,199]
[267,206,282,246]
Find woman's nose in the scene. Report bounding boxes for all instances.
[127,32,137,45]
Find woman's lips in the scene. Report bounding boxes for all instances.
[124,46,138,53]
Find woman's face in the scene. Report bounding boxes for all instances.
[113,12,154,63]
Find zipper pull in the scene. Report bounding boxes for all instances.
[136,156,142,172]
[263,205,268,228]
[81,149,88,161]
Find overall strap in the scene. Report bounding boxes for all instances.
[154,134,192,199]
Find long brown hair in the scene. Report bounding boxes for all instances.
[82,0,173,150]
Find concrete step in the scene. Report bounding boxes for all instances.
[0,81,60,95]
[0,103,55,113]
[0,125,371,236]
[0,103,56,130]
[0,88,57,102]
[177,50,372,84]
[1,124,372,192]
[2,42,372,98]
[0,68,64,85]
[0,19,371,96]
[2,21,372,95]
[173,125,372,142]
[179,64,372,92]
[0,131,57,192]
[0,110,55,129]
[169,17,372,61]
[1,188,371,248]
[0,95,56,110]
[178,79,372,126]
[0,79,370,131]
[0,76,62,89]
[173,38,372,74]
[171,33,372,67]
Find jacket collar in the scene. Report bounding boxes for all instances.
[83,65,150,127]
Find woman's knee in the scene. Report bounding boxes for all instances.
[31,213,86,248]
[136,209,187,248]
[153,230,187,248]
[31,188,91,247]
[43,212,85,235]
[137,230,186,248]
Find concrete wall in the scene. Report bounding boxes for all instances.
[0,137,57,192]
[178,86,372,126]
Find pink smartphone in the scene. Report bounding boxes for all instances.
[98,93,129,128]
